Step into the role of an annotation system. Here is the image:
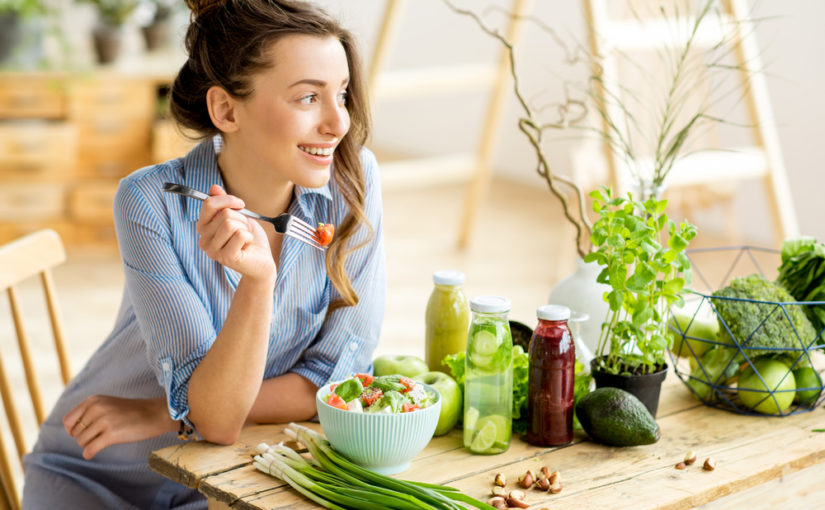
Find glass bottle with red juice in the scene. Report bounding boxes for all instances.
[526,304,575,446]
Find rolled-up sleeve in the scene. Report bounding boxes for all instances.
[291,150,387,387]
[114,175,217,426]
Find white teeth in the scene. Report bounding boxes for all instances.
[300,146,334,156]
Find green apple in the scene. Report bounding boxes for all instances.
[668,308,718,359]
[372,354,429,378]
[793,366,822,405]
[737,358,795,414]
[414,371,462,436]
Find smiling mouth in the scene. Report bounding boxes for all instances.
[299,145,334,157]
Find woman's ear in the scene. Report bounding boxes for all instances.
[206,86,239,133]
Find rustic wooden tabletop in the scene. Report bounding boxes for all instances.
[149,372,825,510]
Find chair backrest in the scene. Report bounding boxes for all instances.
[0,230,71,510]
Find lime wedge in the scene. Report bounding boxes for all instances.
[476,414,509,445]
[464,407,480,434]
[469,420,497,452]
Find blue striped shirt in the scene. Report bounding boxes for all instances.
[22,137,386,509]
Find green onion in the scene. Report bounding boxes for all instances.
[250,423,495,510]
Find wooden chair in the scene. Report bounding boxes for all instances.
[0,230,71,510]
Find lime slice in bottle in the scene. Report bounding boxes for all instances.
[469,420,497,452]
[464,407,480,434]
[476,414,509,445]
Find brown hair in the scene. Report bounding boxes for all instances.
[172,0,372,312]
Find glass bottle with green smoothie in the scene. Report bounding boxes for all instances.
[463,296,513,455]
[425,270,470,373]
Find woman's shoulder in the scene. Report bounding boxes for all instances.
[114,158,185,213]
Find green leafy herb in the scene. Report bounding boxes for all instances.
[812,429,825,433]
[573,359,592,430]
[333,377,363,403]
[368,390,407,414]
[369,375,406,393]
[585,186,697,375]
[777,237,825,339]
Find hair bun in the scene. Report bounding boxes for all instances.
[185,0,227,16]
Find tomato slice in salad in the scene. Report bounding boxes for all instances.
[399,377,415,394]
[402,403,421,413]
[354,373,374,387]
[326,394,347,410]
[360,386,383,406]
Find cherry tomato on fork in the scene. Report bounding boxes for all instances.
[316,223,334,247]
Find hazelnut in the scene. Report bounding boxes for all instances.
[534,477,550,491]
[675,462,687,470]
[507,490,530,508]
[491,486,507,497]
[494,472,506,487]
[703,458,717,471]
[488,496,508,510]
[518,470,534,488]
[540,466,552,479]
[684,451,697,465]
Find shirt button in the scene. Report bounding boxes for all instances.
[349,342,357,352]
[162,361,170,370]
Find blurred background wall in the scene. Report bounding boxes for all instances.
[6,0,824,245]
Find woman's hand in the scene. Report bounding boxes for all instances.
[196,185,276,282]
[63,396,177,460]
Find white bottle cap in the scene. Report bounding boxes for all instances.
[537,304,571,321]
[470,295,511,313]
[433,270,465,286]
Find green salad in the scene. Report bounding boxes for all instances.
[323,373,436,413]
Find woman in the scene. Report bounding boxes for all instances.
[22,1,385,508]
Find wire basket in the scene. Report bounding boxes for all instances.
[667,246,825,416]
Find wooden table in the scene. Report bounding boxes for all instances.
[150,373,825,509]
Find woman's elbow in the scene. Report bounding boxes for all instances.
[193,419,243,445]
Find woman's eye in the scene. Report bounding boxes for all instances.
[337,90,348,104]
[299,94,317,104]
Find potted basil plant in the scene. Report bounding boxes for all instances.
[584,186,697,416]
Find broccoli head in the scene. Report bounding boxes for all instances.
[711,274,815,358]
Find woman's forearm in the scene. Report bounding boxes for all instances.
[247,372,318,424]
[187,272,276,444]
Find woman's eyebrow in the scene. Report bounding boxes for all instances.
[288,78,350,88]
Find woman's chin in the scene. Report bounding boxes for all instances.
[295,169,332,189]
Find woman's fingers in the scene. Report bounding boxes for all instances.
[196,185,244,231]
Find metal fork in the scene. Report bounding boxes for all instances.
[162,182,325,251]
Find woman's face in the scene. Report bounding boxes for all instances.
[232,34,351,189]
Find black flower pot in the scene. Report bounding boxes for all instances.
[590,357,668,417]
[92,25,123,65]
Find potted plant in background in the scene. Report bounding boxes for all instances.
[139,0,175,51]
[0,0,47,67]
[78,0,139,64]
[584,186,697,416]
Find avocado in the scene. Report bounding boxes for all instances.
[575,387,660,446]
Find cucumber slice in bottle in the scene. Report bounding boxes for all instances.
[472,329,499,355]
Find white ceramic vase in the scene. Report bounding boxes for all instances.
[548,258,611,364]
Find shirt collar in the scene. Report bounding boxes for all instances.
[182,136,224,222]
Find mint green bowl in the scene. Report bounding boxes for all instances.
[315,382,441,475]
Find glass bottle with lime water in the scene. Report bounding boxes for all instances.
[464,296,513,455]
[425,270,470,373]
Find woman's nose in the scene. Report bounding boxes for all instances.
[321,102,349,138]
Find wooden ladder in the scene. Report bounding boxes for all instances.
[368,0,533,248]
[581,0,798,244]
